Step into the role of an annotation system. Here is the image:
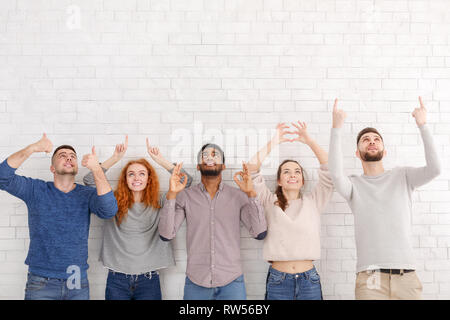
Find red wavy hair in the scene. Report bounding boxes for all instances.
[114,159,161,226]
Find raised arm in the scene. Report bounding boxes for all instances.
[0,133,52,201]
[247,124,290,206]
[81,146,113,196]
[290,121,328,164]
[284,121,334,211]
[101,135,128,170]
[328,99,353,201]
[7,133,53,169]
[147,139,193,187]
[147,138,175,171]
[248,123,291,173]
[83,135,128,187]
[158,163,189,241]
[406,97,441,188]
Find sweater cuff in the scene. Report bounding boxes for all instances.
[331,127,342,135]
[0,159,17,173]
[418,124,429,132]
[250,170,262,179]
[97,190,115,201]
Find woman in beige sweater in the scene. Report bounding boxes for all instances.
[248,122,334,300]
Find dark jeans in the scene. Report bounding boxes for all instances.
[265,266,323,300]
[24,272,89,300]
[105,270,162,300]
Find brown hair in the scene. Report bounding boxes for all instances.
[356,127,383,145]
[274,160,305,211]
[52,145,76,163]
[114,159,161,226]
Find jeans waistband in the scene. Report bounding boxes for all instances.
[27,272,66,282]
[268,265,318,280]
[108,269,159,279]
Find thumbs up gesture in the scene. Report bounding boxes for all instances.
[82,146,101,171]
[412,96,427,127]
[32,133,53,154]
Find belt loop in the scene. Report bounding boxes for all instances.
[400,269,404,276]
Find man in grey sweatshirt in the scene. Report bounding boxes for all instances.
[329,97,441,300]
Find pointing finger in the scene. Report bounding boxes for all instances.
[419,96,425,109]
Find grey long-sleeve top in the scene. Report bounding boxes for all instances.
[84,165,193,274]
[329,125,441,272]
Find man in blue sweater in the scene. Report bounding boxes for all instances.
[0,133,118,300]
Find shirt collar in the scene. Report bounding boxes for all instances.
[198,180,225,192]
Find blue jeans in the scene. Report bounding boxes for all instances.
[24,272,89,300]
[105,270,162,300]
[184,275,246,300]
[265,266,323,300]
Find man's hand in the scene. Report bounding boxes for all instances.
[233,162,257,198]
[166,162,188,199]
[82,147,102,172]
[412,96,427,127]
[332,98,346,129]
[31,133,53,154]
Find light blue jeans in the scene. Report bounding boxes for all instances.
[183,275,246,300]
[24,272,89,300]
[265,266,323,300]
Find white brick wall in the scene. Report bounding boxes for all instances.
[0,0,449,300]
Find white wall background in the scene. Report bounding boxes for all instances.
[1,0,450,300]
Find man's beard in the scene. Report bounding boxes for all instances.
[55,168,78,176]
[199,164,223,177]
[360,149,384,162]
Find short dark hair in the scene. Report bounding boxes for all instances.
[356,128,383,145]
[197,143,225,164]
[52,145,77,162]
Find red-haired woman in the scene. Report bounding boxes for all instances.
[247,123,334,300]
[83,136,192,300]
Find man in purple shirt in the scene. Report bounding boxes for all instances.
[159,143,267,300]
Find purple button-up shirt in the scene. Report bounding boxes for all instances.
[158,181,267,288]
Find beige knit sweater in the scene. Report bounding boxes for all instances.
[251,164,334,262]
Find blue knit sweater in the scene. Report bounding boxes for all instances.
[0,160,118,280]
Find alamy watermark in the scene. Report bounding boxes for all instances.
[169,121,282,168]
[66,5,81,30]
[66,265,81,290]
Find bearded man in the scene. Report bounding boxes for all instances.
[158,143,267,300]
[328,97,441,300]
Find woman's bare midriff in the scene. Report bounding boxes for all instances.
[271,260,314,274]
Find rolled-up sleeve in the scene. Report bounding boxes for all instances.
[240,195,267,240]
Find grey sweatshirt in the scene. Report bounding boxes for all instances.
[329,125,441,272]
[84,165,193,274]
